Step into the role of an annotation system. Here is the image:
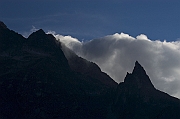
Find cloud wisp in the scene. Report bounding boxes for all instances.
[50,31,180,98]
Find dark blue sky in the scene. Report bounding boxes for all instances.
[1,0,180,41]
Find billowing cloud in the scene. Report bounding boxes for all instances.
[50,31,180,98]
[47,31,82,52]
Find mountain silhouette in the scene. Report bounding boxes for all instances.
[0,21,180,119]
[124,61,155,90]
[0,21,117,119]
[112,61,180,119]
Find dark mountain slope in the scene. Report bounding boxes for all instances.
[0,21,180,119]
[0,21,117,119]
[112,61,180,119]
[61,44,117,88]
[0,21,25,54]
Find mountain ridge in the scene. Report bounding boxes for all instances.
[0,21,117,119]
[124,61,155,90]
[113,61,180,119]
[0,21,179,119]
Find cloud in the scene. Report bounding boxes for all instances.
[50,31,180,98]
[30,26,39,32]
[22,26,39,38]
[47,31,82,51]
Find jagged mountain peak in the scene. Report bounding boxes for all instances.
[124,61,155,90]
[34,29,45,34]
[28,29,46,39]
[26,28,58,52]
[114,61,180,119]
[132,60,147,75]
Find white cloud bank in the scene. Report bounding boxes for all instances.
[50,31,180,98]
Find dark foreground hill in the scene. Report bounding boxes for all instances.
[0,21,180,119]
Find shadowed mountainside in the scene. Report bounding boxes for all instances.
[112,61,180,119]
[0,21,117,119]
[0,21,180,119]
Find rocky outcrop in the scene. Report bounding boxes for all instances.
[112,61,180,119]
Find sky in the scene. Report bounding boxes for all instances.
[1,0,180,98]
[1,0,180,41]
